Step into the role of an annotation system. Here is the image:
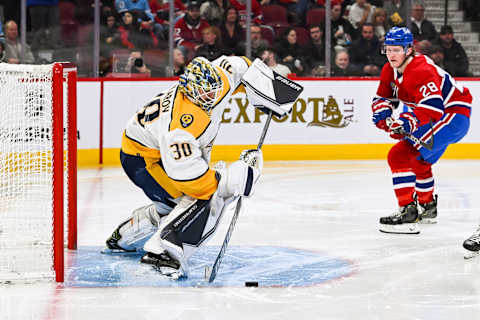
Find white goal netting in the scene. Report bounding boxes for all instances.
[0,63,73,282]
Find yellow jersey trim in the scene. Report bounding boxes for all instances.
[170,169,218,200]
[121,132,160,158]
[143,157,183,198]
[170,93,211,139]
[240,56,252,66]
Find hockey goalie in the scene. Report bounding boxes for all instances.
[103,56,302,279]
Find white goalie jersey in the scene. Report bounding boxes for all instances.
[121,56,252,200]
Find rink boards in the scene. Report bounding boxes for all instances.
[74,78,480,166]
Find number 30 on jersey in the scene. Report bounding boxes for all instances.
[170,143,193,160]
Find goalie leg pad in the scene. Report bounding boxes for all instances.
[104,204,167,253]
[143,194,228,275]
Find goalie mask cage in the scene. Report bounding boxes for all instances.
[0,63,77,283]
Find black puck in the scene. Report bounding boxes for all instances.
[245,281,258,287]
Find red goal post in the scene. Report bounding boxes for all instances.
[0,62,77,283]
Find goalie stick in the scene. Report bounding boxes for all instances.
[206,111,273,283]
[387,118,434,151]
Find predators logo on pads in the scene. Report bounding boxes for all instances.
[180,114,194,128]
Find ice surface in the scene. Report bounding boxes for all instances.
[2,160,480,320]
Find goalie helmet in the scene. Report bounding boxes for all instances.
[179,57,224,113]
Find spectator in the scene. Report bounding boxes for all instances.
[0,23,3,41]
[100,13,121,56]
[384,0,407,27]
[246,24,269,58]
[372,7,388,42]
[348,23,386,75]
[219,6,244,55]
[101,0,116,18]
[348,0,376,30]
[118,11,158,50]
[116,0,155,23]
[414,39,432,55]
[273,27,307,75]
[0,41,6,63]
[149,0,186,28]
[195,26,227,61]
[259,47,292,77]
[304,24,327,71]
[411,1,438,42]
[116,0,164,39]
[174,1,210,57]
[4,20,35,64]
[331,3,357,51]
[124,50,151,76]
[429,45,445,69]
[436,25,470,77]
[200,0,229,26]
[229,0,263,26]
[331,50,360,76]
[172,47,186,75]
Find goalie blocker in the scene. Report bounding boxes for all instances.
[241,58,304,118]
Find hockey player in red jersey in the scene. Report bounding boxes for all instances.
[371,27,472,234]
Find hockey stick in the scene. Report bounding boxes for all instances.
[206,110,274,283]
[387,118,434,151]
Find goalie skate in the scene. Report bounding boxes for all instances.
[419,195,438,224]
[102,204,166,254]
[463,226,480,259]
[140,251,185,280]
[379,201,420,234]
[102,220,137,254]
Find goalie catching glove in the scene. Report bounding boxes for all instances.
[216,149,262,199]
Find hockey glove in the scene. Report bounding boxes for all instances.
[216,161,261,199]
[371,99,393,132]
[388,112,418,139]
[239,149,263,173]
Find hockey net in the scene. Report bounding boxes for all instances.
[0,63,77,283]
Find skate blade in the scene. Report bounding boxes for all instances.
[151,266,185,280]
[100,247,137,254]
[419,218,437,225]
[379,223,420,234]
[464,249,480,260]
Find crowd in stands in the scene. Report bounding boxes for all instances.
[0,0,476,77]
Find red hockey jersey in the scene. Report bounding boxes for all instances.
[375,54,472,125]
[174,17,210,50]
[229,0,263,25]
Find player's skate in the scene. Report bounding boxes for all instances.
[463,225,480,259]
[103,219,137,253]
[102,204,166,254]
[419,195,438,224]
[379,201,420,234]
[140,251,184,280]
